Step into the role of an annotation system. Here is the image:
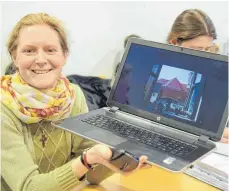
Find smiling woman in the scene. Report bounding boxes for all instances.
[1,13,149,191]
[7,15,68,90]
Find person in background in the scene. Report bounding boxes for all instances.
[166,9,228,143]
[1,13,149,191]
[4,61,16,75]
[111,34,141,86]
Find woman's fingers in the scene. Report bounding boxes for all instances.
[98,153,152,176]
[141,163,152,169]
[139,161,152,169]
[137,156,147,168]
[139,155,148,163]
[220,137,229,144]
[120,156,151,176]
[219,129,228,144]
[121,155,151,175]
[137,156,152,169]
[223,128,228,139]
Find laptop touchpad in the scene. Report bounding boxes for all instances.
[84,129,127,146]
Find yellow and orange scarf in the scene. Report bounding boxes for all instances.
[1,72,75,124]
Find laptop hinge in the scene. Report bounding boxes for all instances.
[198,135,209,143]
[109,106,119,113]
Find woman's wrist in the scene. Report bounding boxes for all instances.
[71,157,88,179]
[80,150,94,170]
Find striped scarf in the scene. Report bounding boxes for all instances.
[1,72,75,124]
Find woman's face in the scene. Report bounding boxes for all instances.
[177,35,214,51]
[13,24,67,89]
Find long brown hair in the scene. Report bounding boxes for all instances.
[167,9,217,44]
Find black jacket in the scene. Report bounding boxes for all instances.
[67,75,111,111]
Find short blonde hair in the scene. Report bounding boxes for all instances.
[7,13,69,57]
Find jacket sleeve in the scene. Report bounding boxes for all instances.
[70,84,115,185]
[1,104,83,191]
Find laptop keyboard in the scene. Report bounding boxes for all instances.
[81,115,197,157]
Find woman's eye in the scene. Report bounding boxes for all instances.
[24,49,34,53]
[48,49,56,52]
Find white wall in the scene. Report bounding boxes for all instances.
[1,1,228,77]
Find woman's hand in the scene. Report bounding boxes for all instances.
[220,128,228,144]
[86,144,113,164]
[86,144,151,175]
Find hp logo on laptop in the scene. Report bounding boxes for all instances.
[157,116,161,121]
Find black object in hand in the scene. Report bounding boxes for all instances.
[109,148,139,171]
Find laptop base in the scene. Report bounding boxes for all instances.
[54,108,216,172]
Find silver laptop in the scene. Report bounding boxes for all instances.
[55,38,228,172]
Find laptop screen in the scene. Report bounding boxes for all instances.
[112,43,228,134]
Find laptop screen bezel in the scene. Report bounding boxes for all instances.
[107,38,228,142]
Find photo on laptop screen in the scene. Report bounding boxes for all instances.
[144,64,205,123]
[113,43,228,134]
